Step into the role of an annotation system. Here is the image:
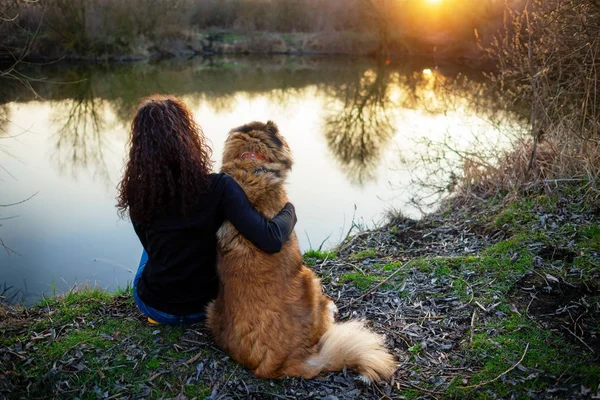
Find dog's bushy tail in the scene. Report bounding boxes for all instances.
[304,320,395,383]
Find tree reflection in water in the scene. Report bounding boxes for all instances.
[51,71,112,187]
[322,61,529,186]
[323,60,396,185]
[0,104,12,167]
[0,104,9,136]
[2,58,528,192]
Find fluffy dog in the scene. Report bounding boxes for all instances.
[206,121,395,382]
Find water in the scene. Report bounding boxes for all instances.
[0,56,525,304]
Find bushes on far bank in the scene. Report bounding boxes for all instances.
[1,0,506,60]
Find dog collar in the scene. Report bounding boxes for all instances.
[240,152,269,162]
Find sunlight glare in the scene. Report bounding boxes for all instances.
[422,68,433,77]
[425,0,443,4]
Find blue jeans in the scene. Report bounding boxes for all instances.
[133,250,206,325]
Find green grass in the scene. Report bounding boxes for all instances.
[338,261,408,292]
[303,249,337,260]
[2,296,210,399]
[379,261,402,271]
[350,247,377,260]
[341,272,382,291]
[580,224,600,249]
[338,243,534,300]
[399,389,421,399]
[115,282,134,296]
[34,287,114,326]
[532,194,557,210]
[493,200,536,229]
[303,249,337,266]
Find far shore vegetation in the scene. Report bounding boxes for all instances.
[1,0,505,61]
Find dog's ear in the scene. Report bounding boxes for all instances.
[265,120,292,169]
[265,120,284,149]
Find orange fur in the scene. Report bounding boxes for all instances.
[206,121,396,382]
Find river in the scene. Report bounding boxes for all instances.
[0,55,526,304]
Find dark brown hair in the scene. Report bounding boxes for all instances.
[117,95,213,224]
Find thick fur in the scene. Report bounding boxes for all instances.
[206,121,395,382]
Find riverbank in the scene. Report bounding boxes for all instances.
[2,0,499,65]
[3,30,485,65]
[1,187,599,399]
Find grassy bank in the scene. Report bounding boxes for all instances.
[2,185,598,399]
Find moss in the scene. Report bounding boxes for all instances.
[341,272,382,291]
[381,261,402,271]
[482,234,534,275]
[579,224,600,249]
[5,303,211,399]
[450,313,599,398]
[408,342,424,355]
[185,385,212,398]
[2,188,598,398]
[350,248,378,260]
[493,200,536,231]
[399,389,420,399]
[433,263,452,277]
[574,252,600,272]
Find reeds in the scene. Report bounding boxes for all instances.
[446,0,600,205]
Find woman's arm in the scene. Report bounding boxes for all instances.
[219,176,297,253]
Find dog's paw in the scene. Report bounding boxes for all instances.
[357,375,373,385]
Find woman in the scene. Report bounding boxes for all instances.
[117,95,297,325]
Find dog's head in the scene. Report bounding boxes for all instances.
[222,121,293,172]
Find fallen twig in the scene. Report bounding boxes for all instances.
[562,325,596,354]
[186,351,203,365]
[460,343,529,389]
[469,309,477,346]
[338,260,414,311]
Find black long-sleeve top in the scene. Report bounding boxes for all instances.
[133,173,297,315]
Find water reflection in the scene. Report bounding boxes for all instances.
[0,104,9,136]
[51,70,112,186]
[324,61,395,184]
[1,57,527,189]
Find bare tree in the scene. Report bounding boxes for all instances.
[1,0,43,93]
[484,0,600,166]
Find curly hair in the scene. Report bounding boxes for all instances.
[117,95,213,224]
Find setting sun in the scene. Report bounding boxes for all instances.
[425,0,443,4]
